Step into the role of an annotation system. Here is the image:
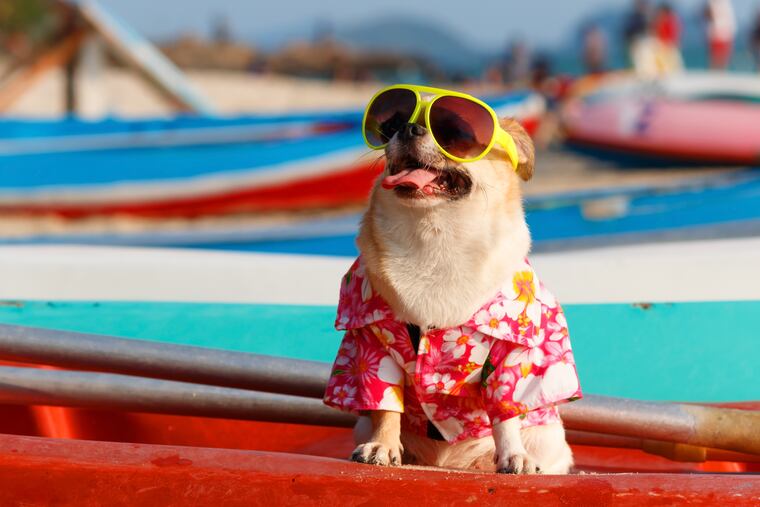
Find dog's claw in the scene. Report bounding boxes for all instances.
[497,453,541,475]
[350,442,402,467]
[350,449,368,463]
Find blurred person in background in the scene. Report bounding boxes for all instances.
[624,0,652,63]
[652,3,684,74]
[752,10,760,70]
[484,40,531,87]
[704,0,736,70]
[624,0,666,78]
[582,24,607,75]
[504,40,532,85]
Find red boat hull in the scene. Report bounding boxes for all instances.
[0,359,757,504]
[0,432,758,507]
[0,161,383,219]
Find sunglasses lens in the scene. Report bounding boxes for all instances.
[429,96,494,159]
[364,88,417,147]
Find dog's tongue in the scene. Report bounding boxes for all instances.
[382,169,439,193]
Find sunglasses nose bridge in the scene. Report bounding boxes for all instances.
[417,98,431,118]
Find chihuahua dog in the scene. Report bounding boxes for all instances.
[324,105,580,474]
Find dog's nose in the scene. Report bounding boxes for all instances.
[399,123,426,141]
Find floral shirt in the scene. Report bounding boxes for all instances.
[323,257,582,444]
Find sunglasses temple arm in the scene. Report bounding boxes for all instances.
[495,130,520,170]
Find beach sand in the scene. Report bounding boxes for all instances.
[5,67,380,117]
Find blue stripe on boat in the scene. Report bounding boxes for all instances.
[0,300,755,403]
[0,130,362,188]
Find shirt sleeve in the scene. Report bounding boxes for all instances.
[323,327,405,414]
[481,335,581,425]
[481,339,529,424]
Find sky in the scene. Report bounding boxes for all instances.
[99,0,760,51]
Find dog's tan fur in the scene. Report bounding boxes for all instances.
[352,118,573,474]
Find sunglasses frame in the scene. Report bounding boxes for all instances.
[362,84,519,169]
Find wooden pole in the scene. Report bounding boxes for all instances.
[0,29,88,113]
[63,42,79,114]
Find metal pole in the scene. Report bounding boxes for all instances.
[0,366,355,428]
[0,324,757,456]
[559,394,760,456]
[565,430,760,463]
[0,323,331,398]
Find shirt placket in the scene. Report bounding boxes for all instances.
[412,328,456,442]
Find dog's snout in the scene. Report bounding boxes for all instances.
[399,123,426,141]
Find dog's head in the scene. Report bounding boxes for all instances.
[379,117,534,209]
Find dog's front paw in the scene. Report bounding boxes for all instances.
[350,442,403,466]
[496,453,541,475]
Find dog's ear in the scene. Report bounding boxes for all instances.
[499,117,534,181]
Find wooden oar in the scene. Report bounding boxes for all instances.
[0,323,758,457]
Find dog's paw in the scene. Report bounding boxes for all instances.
[496,453,541,475]
[350,442,403,466]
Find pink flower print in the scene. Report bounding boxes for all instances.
[425,372,455,394]
[544,308,567,339]
[334,338,357,366]
[487,368,519,402]
[541,362,581,403]
[466,330,490,364]
[417,335,442,369]
[502,298,526,320]
[513,373,543,406]
[430,400,464,421]
[361,275,373,302]
[332,384,356,407]
[337,313,350,329]
[350,344,383,384]
[546,323,567,343]
[539,282,557,308]
[474,303,511,338]
[544,336,574,363]
[441,328,471,359]
[328,255,582,444]
[555,311,567,329]
[504,331,546,367]
[523,406,560,427]
[369,323,395,346]
[464,409,489,427]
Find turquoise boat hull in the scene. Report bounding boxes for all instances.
[0,300,755,403]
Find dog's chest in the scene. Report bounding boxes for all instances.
[382,237,492,328]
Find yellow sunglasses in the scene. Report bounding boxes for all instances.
[362,84,519,168]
